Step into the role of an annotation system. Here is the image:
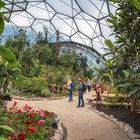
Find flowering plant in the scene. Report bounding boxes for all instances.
[0,101,54,140]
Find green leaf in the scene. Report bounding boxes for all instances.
[102,73,111,78]
[93,67,100,74]
[132,0,140,11]
[107,18,114,24]
[0,136,8,140]
[0,46,17,63]
[122,70,130,79]
[136,51,140,63]
[0,125,15,133]
[0,1,5,9]
[0,17,4,35]
[3,15,10,23]
[104,39,116,54]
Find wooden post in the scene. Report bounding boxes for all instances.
[52,84,55,94]
[131,97,136,111]
[62,86,65,93]
[58,86,60,94]
[96,84,101,110]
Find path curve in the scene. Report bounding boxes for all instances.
[9,94,130,140]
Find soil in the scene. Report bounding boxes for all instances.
[99,109,140,134]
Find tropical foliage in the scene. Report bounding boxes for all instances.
[0,0,9,35]
[0,0,21,109]
[94,0,140,109]
[3,27,93,97]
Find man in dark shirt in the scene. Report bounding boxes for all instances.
[77,77,84,108]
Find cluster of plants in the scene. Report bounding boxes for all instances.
[0,101,54,140]
[13,77,51,97]
[93,0,140,111]
[3,29,93,97]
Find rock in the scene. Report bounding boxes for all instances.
[118,121,125,129]
[50,133,61,140]
[127,130,135,139]
[110,114,113,118]
[50,112,65,140]
[55,118,60,122]
[124,123,130,133]
[112,118,118,123]
[52,111,58,118]
[99,112,105,116]
[58,127,63,133]
[104,115,109,119]
[130,133,140,139]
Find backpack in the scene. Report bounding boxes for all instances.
[82,83,87,92]
[70,82,74,89]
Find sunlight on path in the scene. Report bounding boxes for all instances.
[8,93,130,140]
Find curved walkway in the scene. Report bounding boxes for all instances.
[9,94,130,140]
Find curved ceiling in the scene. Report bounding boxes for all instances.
[1,0,117,55]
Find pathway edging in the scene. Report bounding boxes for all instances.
[12,96,67,101]
[92,109,140,140]
[50,111,66,140]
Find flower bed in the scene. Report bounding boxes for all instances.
[0,101,54,140]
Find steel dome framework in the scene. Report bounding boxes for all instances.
[1,0,116,56]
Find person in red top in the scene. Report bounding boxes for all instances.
[100,81,105,94]
[93,81,104,95]
[93,81,105,109]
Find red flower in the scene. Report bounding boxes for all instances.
[18,109,23,114]
[31,119,35,123]
[18,133,26,140]
[27,111,36,117]
[28,126,37,134]
[25,120,31,125]
[13,101,17,107]
[23,104,32,111]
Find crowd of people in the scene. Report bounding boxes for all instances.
[66,77,104,108]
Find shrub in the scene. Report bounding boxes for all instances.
[41,88,51,97]
[15,77,48,97]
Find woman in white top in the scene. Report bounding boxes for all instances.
[86,79,92,93]
[67,79,73,102]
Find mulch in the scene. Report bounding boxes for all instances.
[100,109,140,134]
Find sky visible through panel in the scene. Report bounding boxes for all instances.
[0,0,117,65]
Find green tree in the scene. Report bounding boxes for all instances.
[97,0,140,110]
[5,29,30,59]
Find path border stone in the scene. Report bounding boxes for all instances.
[50,111,67,140]
[92,109,140,140]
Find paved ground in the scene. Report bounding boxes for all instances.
[8,94,130,140]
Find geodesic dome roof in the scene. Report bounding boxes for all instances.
[1,0,117,56]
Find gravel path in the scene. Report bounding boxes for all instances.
[8,94,130,140]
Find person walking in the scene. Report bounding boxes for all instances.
[77,77,85,108]
[86,79,92,93]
